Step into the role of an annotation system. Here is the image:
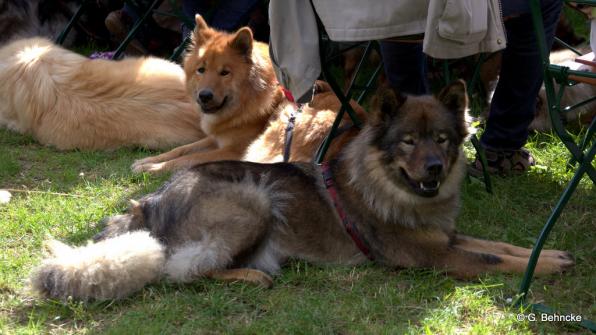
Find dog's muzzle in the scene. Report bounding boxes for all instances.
[400,168,442,197]
[198,96,228,114]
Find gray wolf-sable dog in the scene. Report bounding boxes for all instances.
[30,81,574,301]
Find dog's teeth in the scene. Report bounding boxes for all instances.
[420,181,440,191]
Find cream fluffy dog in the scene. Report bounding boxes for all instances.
[0,37,204,150]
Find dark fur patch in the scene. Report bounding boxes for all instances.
[197,160,318,186]
[231,230,272,268]
[142,192,192,242]
[479,253,503,265]
[2,0,29,12]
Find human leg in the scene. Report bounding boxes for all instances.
[379,41,429,95]
[477,0,562,173]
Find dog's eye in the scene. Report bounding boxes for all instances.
[436,135,448,144]
[197,67,205,74]
[401,137,415,146]
[220,70,230,76]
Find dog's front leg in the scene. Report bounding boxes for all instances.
[419,241,574,278]
[451,234,574,276]
[135,147,244,173]
[443,247,574,277]
[132,137,217,173]
[383,230,573,278]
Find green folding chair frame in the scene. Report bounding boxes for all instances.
[56,0,192,62]
[516,0,596,331]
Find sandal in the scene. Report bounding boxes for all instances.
[469,147,536,177]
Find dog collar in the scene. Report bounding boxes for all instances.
[280,86,295,103]
[319,162,374,261]
[280,86,303,162]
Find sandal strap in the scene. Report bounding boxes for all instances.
[474,148,536,176]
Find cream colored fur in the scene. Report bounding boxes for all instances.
[0,37,204,150]
[165,239,230,282]
[29,231,165,301]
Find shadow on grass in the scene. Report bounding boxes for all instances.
[16,264,587,334]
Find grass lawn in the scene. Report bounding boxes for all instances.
[0,125,594,334]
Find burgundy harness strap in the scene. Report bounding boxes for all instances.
[319,162,374,261]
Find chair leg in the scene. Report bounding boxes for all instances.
[355,62,383,105]
[313,20,369,163]
[579,118,596,184]
[56,0,89,45]
[111,0,164,60]
[322,43,366,128]
[517,142,596,303]
[470,135,493,193]
[169,35,191,62]
[314,107,346,164]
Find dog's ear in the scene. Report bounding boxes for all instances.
[191,14,215,47]
[370,87,407,124]
[128,199,143,218]
[313,80,331,94]
[437,80,468,116]
[438,80,468,138]
[195,14,208,31]
[230,27,253,56]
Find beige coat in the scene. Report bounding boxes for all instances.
[269,0,506,100]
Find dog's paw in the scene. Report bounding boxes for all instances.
[131,159,150,173]
[131,159,164,173]
[553,256,575,272]
[540,249,575,261]
[536,251,575,275]
[143,162,168,173]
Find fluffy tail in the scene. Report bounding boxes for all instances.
[29,231,165,301]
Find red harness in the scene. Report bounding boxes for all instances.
[280,86,295,103]
[283,86,371,259]
[319,162,374,261]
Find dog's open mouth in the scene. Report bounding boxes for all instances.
[200,96,228,114]
[400,168,441,197]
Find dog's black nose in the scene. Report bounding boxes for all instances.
[425,160,443,176]
[198,90,213,103]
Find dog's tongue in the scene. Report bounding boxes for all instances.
[420,181,440,191]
